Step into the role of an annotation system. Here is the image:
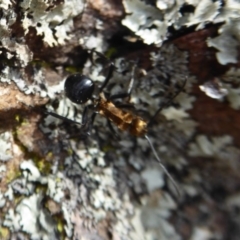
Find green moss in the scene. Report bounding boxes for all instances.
[0,227,10,239]
[105,48,117,59]
[36,158,52,174]
[57,219,64,234]
[102,144,115,153]
[65,66,82,74]
[53,212,66,240]
[15,114,20,122]
[12,195,25,208]
[5,166,21,184]
[30,60,52,68]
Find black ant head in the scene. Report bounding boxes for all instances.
[64,74,95,104]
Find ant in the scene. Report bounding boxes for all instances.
[47,50,186,197]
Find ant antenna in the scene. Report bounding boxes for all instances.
[144,134,181,197]
[144,77,188,197]
[148,77,188,128]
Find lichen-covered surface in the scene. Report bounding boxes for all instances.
[0,0,240,239]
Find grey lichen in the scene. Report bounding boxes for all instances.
[1,0,240,239]
[122,0,165,45]
[188,135,233,158]
[207,19,240,65]
[122,0,221,45]
[0,132,13,162]
[222,68,240,110]
[4,193,57,240]
[20,0,85,46]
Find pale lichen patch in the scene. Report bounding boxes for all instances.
[191,227,214,240]
[140,192,180,240]
[0,132,13,162]
[141,168,164,192]
[161,107,189,122]
[122,0,165,45]
[207,20,240,65]
[186,0,221,29]
[0,0,12,10]
[20,0,85,46]
[188,135,237,159]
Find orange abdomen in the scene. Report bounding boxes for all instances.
[97,97,147,137]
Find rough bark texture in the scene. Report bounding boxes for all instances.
[0,1,240,240]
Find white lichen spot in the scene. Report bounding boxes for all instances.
[122,0,166,45]
[130,208,145,240]
[15,43,33,67]
[0,165,6,173]
[0,0,12,10]
[188,135,233,157]
[4,186,13,201]
[225,86,240,110]
[187,0,221,29]
[175,119,198,137]
[17,194,40,234]
[21,160,41,182]
[46,176,65,202]
[62,203,73,237]
[217,0,240,21]
[224,67,240,83]
[3,208,21,231]
[0,131,13,162]
[226,193,240,209]
[220,68,240,109]
[161,106,189,122]
[0,19,11,40]
[140,193,180,240]
[90,167,122,211]
[0,191,6,208]
[183,183,199,196]
[191,227,214,240]
[175,92,196,110]
[141,168,164,192]
[156,0,175,10]
[83,35,105,52]
[77,148,96,169]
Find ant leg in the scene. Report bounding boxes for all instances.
[106,119,121,139]
[87,112,97,134]
[109,63,136,101]
[82,106,89,125]
[126,63,136,97]
[80,105,97,136]
[45,110,83,126]
[89,49,115,93]
[99,61,114,93]
[66,111,97,140]
[46,104,96,140]
[109,92,130,101]
[147,77,188,127]
[114,103,135,110]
